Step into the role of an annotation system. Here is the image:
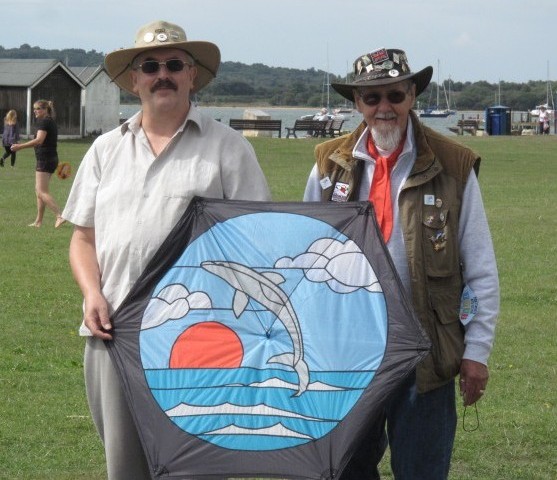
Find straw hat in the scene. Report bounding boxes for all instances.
[105,20,220,95]
[332,48,432,101]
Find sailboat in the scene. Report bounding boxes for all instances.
[334,65,354,115]
[300,70,345,120]
[420,60,451,118]
[446,76,457,115]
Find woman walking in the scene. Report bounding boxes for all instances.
[1,110,20,167]
[11,100,65,228]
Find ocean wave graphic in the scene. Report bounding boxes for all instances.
[226,377,348,391]
[203,422,313,439]
[165,402,329,422]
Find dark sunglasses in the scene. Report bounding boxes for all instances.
[358,89,408,106]
[134,59,192,74]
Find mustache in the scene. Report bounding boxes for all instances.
[150,79,178,93]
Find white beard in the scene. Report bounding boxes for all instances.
[371,124,404,152]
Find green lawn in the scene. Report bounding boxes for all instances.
[0,135,555,479]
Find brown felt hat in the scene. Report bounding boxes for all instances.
[332,48,433,101]
[105,20,220,95]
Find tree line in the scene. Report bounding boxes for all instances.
[1,45,553,111]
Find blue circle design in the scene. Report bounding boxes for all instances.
[139,212,387,450]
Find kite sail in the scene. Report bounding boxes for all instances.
[108,197,430,479]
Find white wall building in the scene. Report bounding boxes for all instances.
[71,66,120,136]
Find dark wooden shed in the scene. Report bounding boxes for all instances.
[0,59,84,137]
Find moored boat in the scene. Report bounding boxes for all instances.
[300,110,345,121]
[419,107,451,118]
[419,60,453,118]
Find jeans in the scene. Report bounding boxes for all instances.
[340,371,457,480]
[1,145,16,166]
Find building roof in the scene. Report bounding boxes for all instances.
[0,59,84,88]
[70,65,106,85]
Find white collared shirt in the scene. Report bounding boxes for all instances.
[63,105,271,334]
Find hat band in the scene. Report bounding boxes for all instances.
[353,70,404,84]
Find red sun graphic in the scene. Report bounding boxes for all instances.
[169,321,244,369]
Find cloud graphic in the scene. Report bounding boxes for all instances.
[141,284,212,330]
[275,238,381,293]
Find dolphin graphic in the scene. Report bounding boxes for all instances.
[201,260,309,396]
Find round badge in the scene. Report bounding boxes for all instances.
[388,69,400,78]
[156,32,168,42]
[143,32,155,43]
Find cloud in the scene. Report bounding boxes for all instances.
[141,284,212,330]
[275,238,382,294]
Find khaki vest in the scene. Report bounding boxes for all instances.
[315,112,480,392]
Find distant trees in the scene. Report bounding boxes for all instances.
[0,44,104,66]
[418,79,553,111]
[1,45,554,110]
[198,62,346,107]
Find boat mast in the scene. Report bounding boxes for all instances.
[436,60,440,107]
[326,71,330,111]
[326,44,330,111]
[546,60,554,109]
[443,81,450,110]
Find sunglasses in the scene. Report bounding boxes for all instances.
[134,59,192,74]
[358,89,409,106]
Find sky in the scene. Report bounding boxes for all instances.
[4,0,556,84]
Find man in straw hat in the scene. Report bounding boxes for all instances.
[304,48,499,479]
[61,20,270,479]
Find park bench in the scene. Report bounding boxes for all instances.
[229,119,282,138]
[448,118,483,136]
[326,119,345,137]
[285,119,328,138]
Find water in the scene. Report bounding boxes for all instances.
[145,366,373,450]
[119,104,485,137]
[135,211,389,452]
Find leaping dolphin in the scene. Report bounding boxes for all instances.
[201,260,309,396]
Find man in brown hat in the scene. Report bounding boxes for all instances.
[62,20,270,479]
[304,48,499,479]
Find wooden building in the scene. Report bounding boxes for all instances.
[0,59,83,137]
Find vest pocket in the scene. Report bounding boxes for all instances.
[427,286,465,381]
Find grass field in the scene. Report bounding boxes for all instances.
[0,134,555,479]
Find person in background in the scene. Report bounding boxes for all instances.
[308,108,330,137]
[61,20,270,480]
[1,109,20,167]
[11,100,65,228]
[313,107,329,121]
[538,105,550,134]
[303,48,499,480]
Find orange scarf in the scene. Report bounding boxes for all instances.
[367,134,405,242]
